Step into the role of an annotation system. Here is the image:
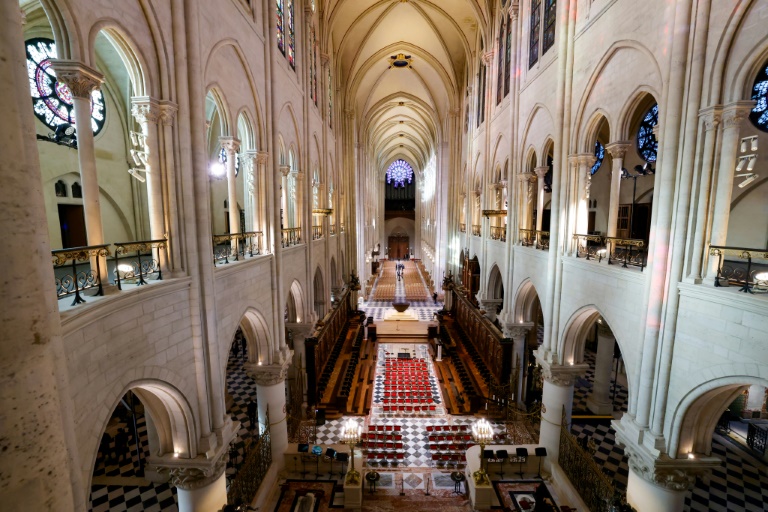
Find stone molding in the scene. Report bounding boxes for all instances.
[605,141,631,159]
[49,60,104,99]
[219,136,241,154]
[279,164,291,177]
[721,100,755,130]
[247,359,292,386]
[503,324,530,340]
[575,153,596,167]
[698,105,722,131]
[482,51,495,66]
[131,97,161,125]
[286,322,314,339]
[534,355,588,387]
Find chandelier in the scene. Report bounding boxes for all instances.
[386,159,413,188]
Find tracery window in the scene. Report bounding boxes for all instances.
[287,0,295,69]
[529,0,541,68]
[26,38,106,135]
[497,20,505,105]
[504,14,512,96]
[542,0,556,54]
[386,160,414,188]
[591,141,605,175]
[637,104,659,162]
[749,62,768,132]
[277,0,285,55]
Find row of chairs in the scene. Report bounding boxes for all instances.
[452,323,491,384]
[430,453,466,468]
[380,398,435,405]
[428,434,472,443]
[382,390,433,397]
[382,404,437,414]
[365,451,406,467]
[426,425,469,433]
[364,441,405,451]
[362,433,403,441]
[429,443,476,453]
[316,324,350,397]
[367,424,402,432]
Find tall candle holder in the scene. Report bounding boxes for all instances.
[471,418,494,485]
[341,418,362,485]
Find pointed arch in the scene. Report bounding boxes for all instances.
[238,308,273,365]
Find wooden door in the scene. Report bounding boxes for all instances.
[58,204,87,248]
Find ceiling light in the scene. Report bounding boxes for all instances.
[747,155,756,171]
[736,158,747,172]
[736,173,758,188]
[741,139,747,153]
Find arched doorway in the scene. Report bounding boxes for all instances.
[313,267,325,319]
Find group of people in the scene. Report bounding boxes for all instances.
[395,262,405,281]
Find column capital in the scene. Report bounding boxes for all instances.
[533,166,549,179]
[721,100,755,130]
[698,105,722,131]
[481,50,495,66]
[574,152,597,167]
[508,1,520,19]
[534,353,588,387]
[605,141,632,159]
[279,164,291,177]
[49,59,104,99]
[320,53,330,65]
[159,100,179,126]
[256,150,270,164]
[131,96,161,124]
[153,456,228,491]
[246,359,292,386]
[502,321,532,340]
[517,171,535,182]
[286,322,315,338]
[219,136,241,154]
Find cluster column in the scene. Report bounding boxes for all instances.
[503,323,532,403]
[586,321,616,415]
[533,166,548,231]
[604,142,630,238]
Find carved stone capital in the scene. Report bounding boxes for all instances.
[517,171,535,183]
[320,53,330,65]
[131,96,161,125]
[535,356,588,387]
[159,101,179,126]
[721,100,755,130]
[344,108,355,119]
[575,153,597,168]
[605,141,631,159]
[698,106,722,131]
[286,322,315,339]
[503,323,530,341]
[508,1,520,19]
[533,166,549,180]
[256,151,270,165]
[481,51,495,66]
[247,359,292,386]
[279,164,292,177]
[49,60,104,99]
[219,136,241,155]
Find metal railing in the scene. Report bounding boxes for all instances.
[490,226,507,242]
[281,227,302,247]
[519,228,536,247]
[572,233,605,260]
[747,423,767,454]
[471,224,481,237]
[227,407,272,507]
[113,239,166,289]
[212,231,263,266]
[709,245,768,293]
[535,230,550,250]
[329,224,337,236]
[312,225,323,240]
[52,244,110,305]
[459,223,466,233]
[605,237,646,271]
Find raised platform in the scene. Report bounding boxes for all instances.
[375,320,433,339]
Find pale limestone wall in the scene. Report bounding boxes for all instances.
[510,246,549,317]
[60,280,199,485]
[483,240,508,292]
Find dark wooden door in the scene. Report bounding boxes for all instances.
[58,204,87,248]
[388,236,409,259]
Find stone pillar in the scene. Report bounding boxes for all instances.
[0,7,82,508]
[248,360,292,470]
[535,353,588,464]
[605,142,630,238]
[286,322,314,406]
[586,321,616,415]
[279,165,291,232]
[256,151,270,243]
[706,101,754,277]
[50,60,107,279]
[156,457,229,512]
[220,137,241,250]
[575,153,596,237]
[533,166,548,231]
[504,324,532,403]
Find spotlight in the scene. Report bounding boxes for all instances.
[736,158,747,172]
[643,162,655,174]
[741,139,747,153]
[752,138,758,152]
[736,173,758,188]
[747,155,756,171]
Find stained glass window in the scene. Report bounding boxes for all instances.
[219,148,240,176]
[529,0,541,68]
[287,0,295,69]
[637,104,659,162]
[749,62,768,132]
[386,159,414,188]
[504,14,512,96]
[277,0,285,55]
[497,21,505,105]
[328,68,333,127]
[543,0,556,54]
[26,38,106,135]
[591,140,605,175]
[310,27,317,106]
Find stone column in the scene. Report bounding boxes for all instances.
[158,101,182,273]
[706,101,754,277]
[256,151,270,246]
[504,324,532,403]
[586,321,616,415]
[279,165,291,233]
[50,60,107,279]
[248,360,292,470]
[286,322,314,406]
[605,142,630,238]
[132,97,168,272]
[575,153,596,237]
[746,384,766,412]
[0,7,82,508]
[241,150,258,233]
[533,166,548,231]
[535,353,588,464]
[220,137,241,251]
[155,456,230,512]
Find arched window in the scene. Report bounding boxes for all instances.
[310,26,318,106]
[504,13,512,96]
[287,0,295,69]
[529,0,541,68]
[637,104,659,162]
[386,160,414,188]
[71,182,82,198]
[26,38,106,135]
[497,20,505,105]
[276,0,285,55]
[749,62,768,132]
[542,0,557,54]
[591,141,605,175]
[328,68,333,127]
[55,180,67,197]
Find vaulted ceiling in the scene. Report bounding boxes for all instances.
[326,0,489,173]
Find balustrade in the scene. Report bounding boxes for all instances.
[535,231,550,250]
[281,227,302,247]
[489,226,507,241]
[605,237,646,271]
[227,407,272,506]
[212,231,264,266]
[459,223,466,233]
[572,233,606,260]
[709,245,768,293]
[312,225,323,240]
[519,228,536,247]
[471,224,481,237]
[113,239,166,289]
[52,244,110,305]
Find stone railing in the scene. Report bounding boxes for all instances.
[471,224,481,237]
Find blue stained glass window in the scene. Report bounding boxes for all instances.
[277,0,285,55]
[542,0,556,54]
[529,0,541,68]
[591,140,605,175]
[637,104,659,162]
[26,37,106,135]
[287,0,295,69]
[386,160,414,188]
[504,14,512,96]
[749,63,768,132]
[497,21,505,105]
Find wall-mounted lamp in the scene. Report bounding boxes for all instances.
[741,136,758,153]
